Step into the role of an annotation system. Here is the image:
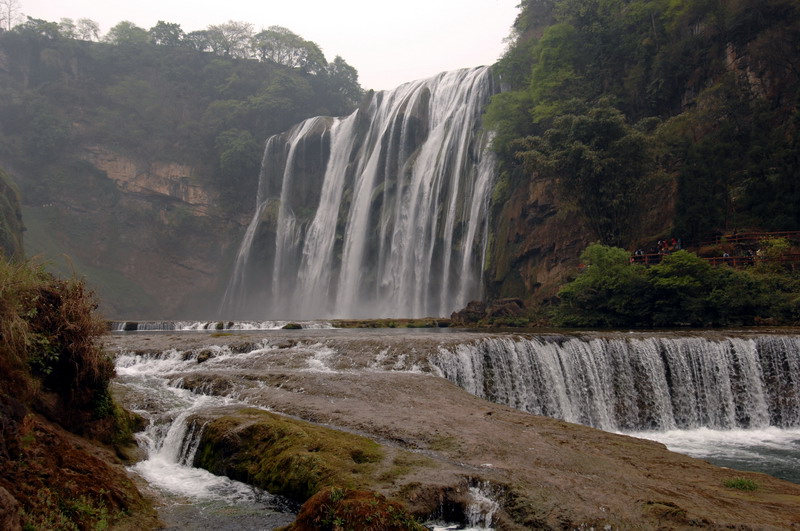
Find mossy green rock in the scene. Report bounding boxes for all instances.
[193,409,385,503]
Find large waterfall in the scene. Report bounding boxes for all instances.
[221,67,497,319]
[432,334,800,432]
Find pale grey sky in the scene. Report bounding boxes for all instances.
[20,0,520,91]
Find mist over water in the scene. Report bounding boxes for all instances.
[221,67,497,320]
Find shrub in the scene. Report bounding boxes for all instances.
[0,258,115,432]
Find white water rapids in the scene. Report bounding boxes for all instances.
[110,329,800,529]
[112,337,499,530]
[114,346,297,529]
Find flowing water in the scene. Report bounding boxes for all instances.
[113,333,498,529]
[114,346,297,530]
[112,329,800,529]
[220,67,497,320]
[429,332,800,483]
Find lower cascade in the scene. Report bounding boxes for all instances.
[221,67,497,320]
[110,329,800,528]
[432,334,800,432]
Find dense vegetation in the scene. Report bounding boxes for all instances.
[554,242,800,327]
[488,0,800,246]
[0,17,363,208]
[0,258,149,528]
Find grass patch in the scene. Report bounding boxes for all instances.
[723,477,759,491]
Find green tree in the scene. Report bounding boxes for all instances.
[17,17,60,39]
[515,103,655,247]
[647,250,718,326]
[184,29,211,51]
[205,20,253,58]
[323,55,363,115]
[252,26,327,74]
[149,20,184,47]
[104,21,149,45]
[554,243,651,327]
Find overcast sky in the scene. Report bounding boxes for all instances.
[20,0,520,91]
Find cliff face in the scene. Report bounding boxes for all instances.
[0,168,24,261]
[22,146,245,319]
[487,177,593,304]
[484,0,799,309]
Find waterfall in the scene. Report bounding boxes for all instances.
[221,67,497,320]
[431,335,800,432]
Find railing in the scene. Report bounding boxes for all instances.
[630,252,800,268]
[700,230,800,247]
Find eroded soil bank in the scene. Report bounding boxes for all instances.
[107,330,800,530]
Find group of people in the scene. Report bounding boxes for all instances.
[630,237,683,264]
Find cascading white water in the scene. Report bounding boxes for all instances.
[114,347,296,527]
[432,333,800,483]
[220,67,497,320]
[431,334,800,432]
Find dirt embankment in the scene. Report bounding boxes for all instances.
[107,331,800,530]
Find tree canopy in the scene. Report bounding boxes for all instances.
[554,243,800,327]
[488,0,800,247]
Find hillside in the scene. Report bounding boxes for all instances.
[0,23,362,318]
[485,0,800,306]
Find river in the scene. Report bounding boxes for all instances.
[108,326,800,529]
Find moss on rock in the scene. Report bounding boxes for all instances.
[283,486,427,531]
[193,409,387,503]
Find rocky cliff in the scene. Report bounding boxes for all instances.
[0,167,23,260]
[21,147,244,318]
[0,29,362,319]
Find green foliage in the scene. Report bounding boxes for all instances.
[0,258,115,422]
[104,21,149,46]
[554,244,652,327]
[554,244,800,328]
[21,488,112,531]
[252,25,326,73]
[487,0,800,256]
[515,103,656,246]
[149,20,185,46]
[0,24,363,220]
[215,128,261,205]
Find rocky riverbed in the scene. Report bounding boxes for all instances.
[106,330,800,530]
